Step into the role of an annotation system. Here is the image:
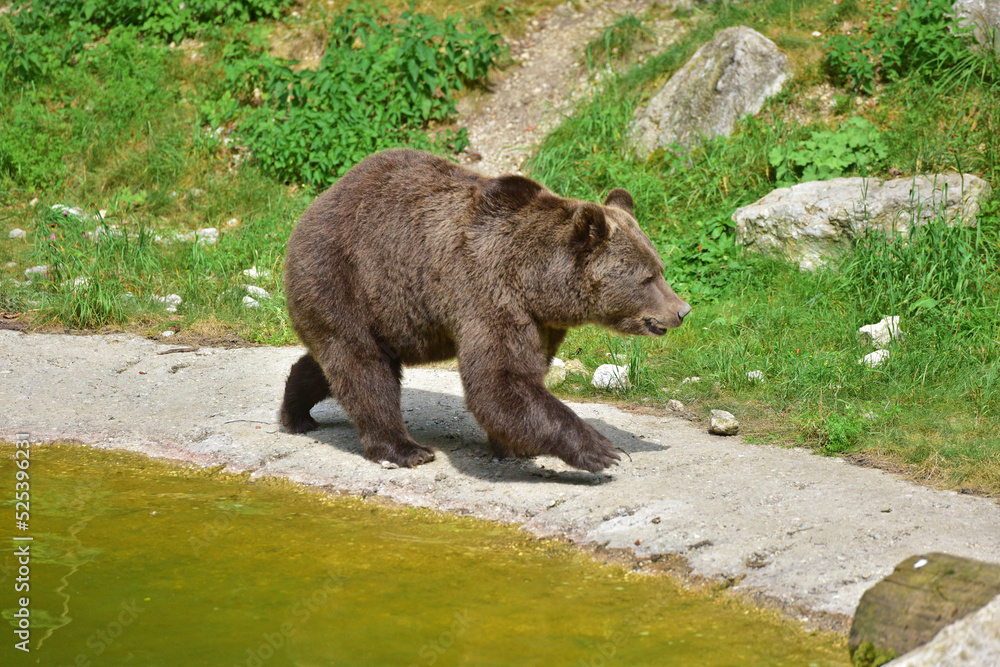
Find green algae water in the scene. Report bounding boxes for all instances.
[1,444,847,665]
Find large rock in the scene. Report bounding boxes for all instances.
[733,174,992,270]
[954,0,1000,50]
[887,593,1000,666]
[631,26,789,158]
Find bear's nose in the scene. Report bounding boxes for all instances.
[678,302,692,321]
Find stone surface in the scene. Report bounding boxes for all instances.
[734,175,992,270]
[2,331,1000,621]
[8,228,26,239]
[564,358,588,376]
[954,0,1000,50]
[859,316,902,349]
[860,350,891,368]
[24,265,49,280]
[244,285,271,300]
[592,364,631,391]
[887,593,1000,666]
[709,409,739,435]
[666,399,684,411]
[544,357,567,388]
[631,26,789,158]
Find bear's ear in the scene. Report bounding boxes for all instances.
[604,188,634,214]
[571,203,610,253]
[480,175,543,213]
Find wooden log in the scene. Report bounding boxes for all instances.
[849,553,1000,661]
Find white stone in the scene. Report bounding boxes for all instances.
[564,359,587,376]
[8,228,26,239]
[592,364,631,391]
[24,265,49,280]
[859,316,902,348]
[544,357,567,388]
[709,410,739,435]
[52,204,84,218]
[225,218,239,228]
[5,262,16,269]
[196,227,219,244]
[72,277,90,288]
[681,376,701,384]
[242,266,270,280]
[244,285,271,300]
[667,399,684,411]
[242,296,260,308]
[153,294,183,313]
[161,331,175,338]
[859,349,890,368]
[747,370,765,382]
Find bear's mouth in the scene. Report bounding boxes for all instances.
[643,318,667,336]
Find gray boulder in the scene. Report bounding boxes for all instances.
[953,0,1000,50]
[734,174,992,270]
[631,26,789,158]
[887,594,1000,666]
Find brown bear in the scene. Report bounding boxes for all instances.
[280,149,690,472]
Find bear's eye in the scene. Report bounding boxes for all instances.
[641,275,656,286]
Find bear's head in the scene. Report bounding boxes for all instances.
[570,188,691,335]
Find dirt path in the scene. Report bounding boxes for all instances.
[4,330,1000,633]
[458,0,675,176]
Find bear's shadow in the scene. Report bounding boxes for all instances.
[305,387,668,485]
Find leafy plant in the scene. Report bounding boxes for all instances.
[211,3,505,186]
[825,0,974,94]
[769,117,888,184]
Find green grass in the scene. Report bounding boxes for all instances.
[2,0,1000,494]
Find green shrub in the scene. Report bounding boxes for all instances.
[768,117,888,184]
[212,3,505,186]
[825,0,974,94]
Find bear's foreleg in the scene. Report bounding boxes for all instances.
[459,334,619,473]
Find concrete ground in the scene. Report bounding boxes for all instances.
[3,329,999,630]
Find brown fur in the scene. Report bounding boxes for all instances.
[280,149,690,472]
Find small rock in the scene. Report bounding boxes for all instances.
[71,277,90,288]
[859,349,890,368]
[8,228,26,239]
[682,376,701,384]
[244,285,271,300]
[380,460,399,469]
[858,316,902,348]
[564,359,587,376]
[544,357,567,388]
[225,218,240,228]
[709,409,739,435]
[242,266,270,280]
[161,331,175,338]
[667,399,684,411]
[29,198,38,207]
[592,364,631,391]
[52,204,84,218]
[5,262,17,269]
[242,296,260,308]
[747,370,765,382]
[153,294,183,313]
[196,227,219,244]
[24,265,49,280]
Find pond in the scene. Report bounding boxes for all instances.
[1,444,847,665]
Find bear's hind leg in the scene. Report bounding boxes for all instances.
[319,340,435,467]
[280,354,331,433]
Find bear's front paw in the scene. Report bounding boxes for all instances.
[366,439,436,468]
[562,436,620,473]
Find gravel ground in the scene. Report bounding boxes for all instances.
[457,0,680,177]
[3,329,999,633]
